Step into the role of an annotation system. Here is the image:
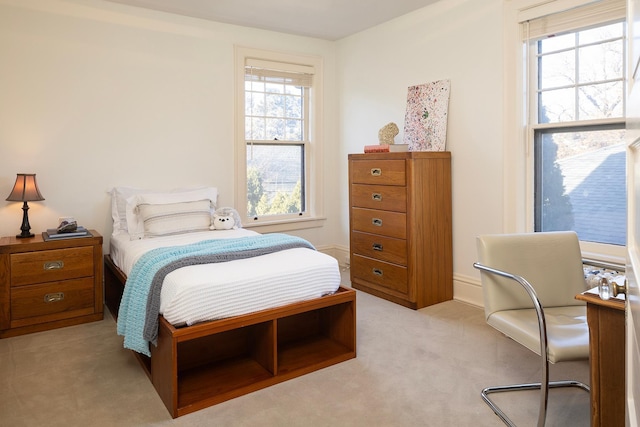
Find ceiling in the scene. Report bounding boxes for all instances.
[106,0,442,40]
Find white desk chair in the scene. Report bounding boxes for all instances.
[474,231,590,427]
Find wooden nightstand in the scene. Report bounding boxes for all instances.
[0,230,103,338]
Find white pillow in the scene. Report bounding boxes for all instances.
[111,187,151,236]
[139,200,212,238]
[126,187,218,240]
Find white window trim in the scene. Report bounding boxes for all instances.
[504,0,627,265]
[234,46,326,233]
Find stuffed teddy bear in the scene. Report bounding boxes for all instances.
[211,207,242,230]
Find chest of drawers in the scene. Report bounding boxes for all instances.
[348,152,452,309]
[0,231,103,337]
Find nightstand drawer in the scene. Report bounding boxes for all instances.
[10,246,94,287]
[351,231,407,265]
[351,184,407,212]
[10,277,94,326]
[351,207,406,239]
[351,255,408,294]
[350,159,406,186]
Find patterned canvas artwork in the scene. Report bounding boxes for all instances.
[403,79,450,151]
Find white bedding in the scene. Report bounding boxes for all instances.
[110,230,341,327]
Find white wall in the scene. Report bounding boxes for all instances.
[336,0,505,304]
[0,0,339,253]
[1,0,507,306]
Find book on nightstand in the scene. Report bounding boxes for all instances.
[43,226,92,241]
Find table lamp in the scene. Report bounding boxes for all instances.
[5,173,45,238]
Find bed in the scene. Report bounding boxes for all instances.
[104,187,356,418]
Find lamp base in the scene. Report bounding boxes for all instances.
[16,201,35,239]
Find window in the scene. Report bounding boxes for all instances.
[525,2,626,248]
[235,47,324,229]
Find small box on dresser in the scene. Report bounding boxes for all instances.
[0,231,103,338]
[348,152,452,309]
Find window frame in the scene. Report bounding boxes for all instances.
[529,20,626,244]
[505,0,627,265]
[234,46,325,232]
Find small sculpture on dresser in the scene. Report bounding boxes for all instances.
[378,122,399,145]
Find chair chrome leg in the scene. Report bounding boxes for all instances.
[481,380,590,427]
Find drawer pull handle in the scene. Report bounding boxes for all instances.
[372,268,383,277]
[372,243,384,251]
[44,261,64,270]
[370,168,382,176]
[372,218,382,226]
[372,193,382,201]
[44,292,65,303]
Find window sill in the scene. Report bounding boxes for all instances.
[580,241,626,270]
[243,216,327,234]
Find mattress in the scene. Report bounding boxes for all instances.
[109,230,341,327]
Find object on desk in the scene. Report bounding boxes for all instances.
[43,226,91,241]
[57,220,78,233]
[597,276,627,300]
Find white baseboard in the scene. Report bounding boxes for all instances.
[317,244,350,269]
[453,273,484,308]
[319,244,485,309]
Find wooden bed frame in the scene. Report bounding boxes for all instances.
[104,255,356,418]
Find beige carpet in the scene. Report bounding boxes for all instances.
[0,273,590,426]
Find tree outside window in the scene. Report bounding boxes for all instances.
[533,21,626,246]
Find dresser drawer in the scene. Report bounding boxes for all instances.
[350,159,406,186]
[351,231,407,265]
[351,255,408,294]
[351,207,406,239]
[10,277,95,325]
[351,184,407,212]
[10,246,94,287]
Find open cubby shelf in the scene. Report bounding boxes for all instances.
[104,255,356,418]
[156,287,355,418]
[179,357,273,407]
